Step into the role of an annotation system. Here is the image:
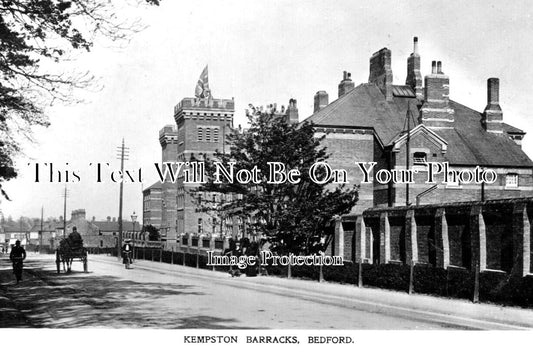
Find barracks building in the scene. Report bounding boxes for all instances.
[144,37,533,260]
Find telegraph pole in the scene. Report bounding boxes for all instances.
[62,185,69,238]
[405,103,412,206]
[116,138,130,260]
[39,206,44,254]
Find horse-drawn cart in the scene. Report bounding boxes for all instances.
[56,239,88,273]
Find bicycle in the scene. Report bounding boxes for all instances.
[123,251,132,269]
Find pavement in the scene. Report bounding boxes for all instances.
[0,252,532,329]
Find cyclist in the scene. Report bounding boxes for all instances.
[122,239,132,268]
[10,240,26,284]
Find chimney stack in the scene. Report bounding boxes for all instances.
[285,98,299,124]
[313,91,329,113]
[420,60,455,127]
[482,78,503,133]
[406,36,423,100]
[369,48,393,101]
[338,71,354,97]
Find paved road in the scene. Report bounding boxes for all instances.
[0,253,532,329]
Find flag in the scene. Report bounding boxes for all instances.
[194,65,211,99]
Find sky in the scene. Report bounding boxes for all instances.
[2,0,533,221]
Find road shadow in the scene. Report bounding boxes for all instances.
[0,257,248,329]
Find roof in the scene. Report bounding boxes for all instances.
[92,221,140,232]
[303,84,419,144]
[29,222,58,232]
[304,83,533,168]
[143,181,162,192]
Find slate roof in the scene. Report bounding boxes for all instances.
[304,83,533,168]
[29,222,59,232]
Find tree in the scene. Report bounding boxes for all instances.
[142,224,160,241]
[196,105,358,254]
[0,0,160,199]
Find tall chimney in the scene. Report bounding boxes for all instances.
[369,48,393,101]
[338,71,354,97]
[285,98,299,124]
[314,91,329,113]
[420,60,454,127]
[482,78,503,133]
[405,37,423,99]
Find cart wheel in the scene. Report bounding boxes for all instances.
[83,259,88,273]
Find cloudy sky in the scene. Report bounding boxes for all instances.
[2,0,533,221]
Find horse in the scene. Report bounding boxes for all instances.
[57,238,84,273]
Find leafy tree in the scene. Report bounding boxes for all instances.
[0,0,160,199]
[142,224,160,241]
[196,105,358,254]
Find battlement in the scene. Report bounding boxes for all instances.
[174,98,235,116]
[159,125,178,138]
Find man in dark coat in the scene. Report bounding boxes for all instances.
[68,226,83,249]
[10,240,26,283]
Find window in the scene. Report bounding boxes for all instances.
[413,152,427,165]
[506,174,518,188]
[205,127,211,141]
[197,127,203,141]
[198,218,203,233]
[213,127,219,142]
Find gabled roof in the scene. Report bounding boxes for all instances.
[304,83,533,168]
[390,124,448,153]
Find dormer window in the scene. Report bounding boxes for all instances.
[413,152,427,165]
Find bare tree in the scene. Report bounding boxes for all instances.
[0,0,160,199]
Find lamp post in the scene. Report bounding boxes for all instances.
[131,211,137,261]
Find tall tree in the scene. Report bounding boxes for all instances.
[196,105,358,254]
[0,0,160,199]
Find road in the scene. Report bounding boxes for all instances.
[0,253,532,329]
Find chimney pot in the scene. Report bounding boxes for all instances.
[482,77,503,133]
[413,36,418,54]
[488,77,500,104]
[313,91,329,113]
[338,70,355,97]
[369,48,393,100]
[437,61,443,74]
[431,61,437,74]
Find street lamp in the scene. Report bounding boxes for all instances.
[131,211,137,260]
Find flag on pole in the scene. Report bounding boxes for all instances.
[194,65,211,99]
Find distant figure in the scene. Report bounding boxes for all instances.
[68,226,83,249]
[10,240,26,283]
[122,239,133,266]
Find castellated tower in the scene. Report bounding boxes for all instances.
[159,125,178,243]
[173,97,235,236]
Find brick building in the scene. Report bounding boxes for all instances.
[305,37,533,211]
[174,97,235,241]
[159,125,178,243]
[142,181,162,229]
[303,37,533,256]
